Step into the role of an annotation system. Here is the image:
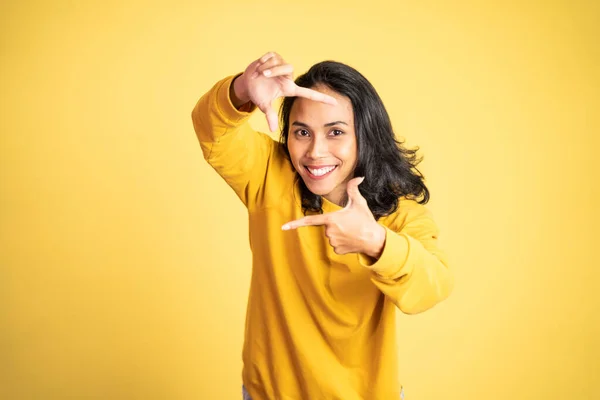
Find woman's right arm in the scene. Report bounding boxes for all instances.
[191,52,337,208]
[191,73,272,208]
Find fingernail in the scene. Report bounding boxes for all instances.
[281,224,290,230]
[263,69,271,77]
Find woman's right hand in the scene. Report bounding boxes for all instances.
[231,52,337,132]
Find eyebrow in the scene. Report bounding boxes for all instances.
[291,121,348,128]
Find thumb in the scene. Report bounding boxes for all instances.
[259,102,279,132]
[266,109,279,132]
[345,177,365,208]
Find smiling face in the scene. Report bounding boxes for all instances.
[287,85,358,206]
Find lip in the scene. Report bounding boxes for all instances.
[305,164,337,168]
[304,165,337,180]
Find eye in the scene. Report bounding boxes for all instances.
[330,129,344,136]
[294,129,310,137]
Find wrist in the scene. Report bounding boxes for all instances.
[363,224,386,260]
[230,74,251,108]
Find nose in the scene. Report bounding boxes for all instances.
[306,135,328,159]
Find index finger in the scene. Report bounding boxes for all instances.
[293,86,338,106]
[282,214,329,230]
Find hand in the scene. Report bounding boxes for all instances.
[232,52,338,132]
[281,177,387,259]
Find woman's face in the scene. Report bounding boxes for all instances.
[287,85,357,206]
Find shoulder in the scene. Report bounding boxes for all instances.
[379,197,439,236]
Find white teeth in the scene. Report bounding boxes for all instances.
[307,166,336,176]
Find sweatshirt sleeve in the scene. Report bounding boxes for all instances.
[191,74,275,209]
[358,201,454,314]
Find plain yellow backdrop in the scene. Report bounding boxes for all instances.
[1,0,598,399]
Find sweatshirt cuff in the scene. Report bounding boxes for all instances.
[215,74,257,122]
[357,227,410,279]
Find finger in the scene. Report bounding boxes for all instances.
[293,86,338,105]
[261,63,294,78]
[345,177,366,209]
[259,51,278,63]
[246,59,264,79]
[256,57,285,76]
[251,52,280,78]
[282,215,329,230]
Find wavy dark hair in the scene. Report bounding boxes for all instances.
[279,61,429,220]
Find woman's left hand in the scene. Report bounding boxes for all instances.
[282,177,386,259]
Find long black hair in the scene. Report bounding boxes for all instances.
[279,61,429,220]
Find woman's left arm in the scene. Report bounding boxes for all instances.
[281,178,454,314]
[360,201,454,315]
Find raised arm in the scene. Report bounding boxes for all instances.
[191,52,337,207]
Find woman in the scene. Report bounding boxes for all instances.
[191,52,453,400]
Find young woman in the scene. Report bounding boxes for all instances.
[191,52,453,400]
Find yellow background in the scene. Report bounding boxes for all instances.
[1,0,598,399]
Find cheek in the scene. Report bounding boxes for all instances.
[334,141,358,165]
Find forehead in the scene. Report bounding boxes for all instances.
[289,85,354,125]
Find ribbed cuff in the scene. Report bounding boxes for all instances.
[357,227,410,279]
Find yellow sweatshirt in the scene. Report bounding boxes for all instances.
[191,75,454,400]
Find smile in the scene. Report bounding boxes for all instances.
[305,165,337,179]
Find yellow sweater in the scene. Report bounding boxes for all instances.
[191,75,454,400]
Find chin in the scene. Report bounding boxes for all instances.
[301,180,332,196]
